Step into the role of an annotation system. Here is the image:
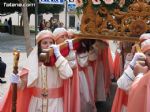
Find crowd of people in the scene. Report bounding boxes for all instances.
[0,27,150,112]
[2,17,12,34]
[39,17,64,32]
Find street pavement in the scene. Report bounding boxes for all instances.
[0,32,35,98]
[0,32,35,52]
[0,32,118,99]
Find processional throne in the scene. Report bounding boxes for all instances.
[72,0,150,66]
[40,0,150,64]
[76,0,150,42]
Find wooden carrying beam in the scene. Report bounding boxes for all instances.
[39,33,139,62]
[40,33,139,62]
[39,38,79,62]
[74,33,139,42]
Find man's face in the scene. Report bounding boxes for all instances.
[145,49,150,69]
[56,33,68,44]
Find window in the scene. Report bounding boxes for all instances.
[53,14,59,20]
[69,15,75,28]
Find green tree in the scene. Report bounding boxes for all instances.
[38,4,64,14]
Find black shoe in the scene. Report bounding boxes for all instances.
[0,79,6,84]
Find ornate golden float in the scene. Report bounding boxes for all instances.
[40,0,150,62]
[75,0,150,42]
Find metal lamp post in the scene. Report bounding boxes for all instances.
[65,0,68,29]
[35,0,38,45]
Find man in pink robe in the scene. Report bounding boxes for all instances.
[53,28,80,112]
[127,39,150,112]
[94,40,113,112]
[112,33,150,112]
[76,39,97,112]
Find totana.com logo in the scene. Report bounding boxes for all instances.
[3,2,35,7]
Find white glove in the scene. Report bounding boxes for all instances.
[130,53,146,68]
[66,50,77,69]
[77,52,89,67]
[117,48,121,54]
[50,44,61,58]
[10,73,20,84]
[65,39,73,50]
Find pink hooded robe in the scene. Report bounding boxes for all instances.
[94,41,113,102]
[111,88,128,112]
[53,27,81,112]
[127,71,150,112]
[113,50,123,80]
[77,51,97,112]
[111,52,130,112]
[113,39,150,112]
[0,46,73,112]
[0,69,31,112]
[64,48,81,112]
[127,39,150,112]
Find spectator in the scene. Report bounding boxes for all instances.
[0,19,2,26]
[59,22,64,28]
[8,17,12,34]
[76,22,80,31]
[45,21,51,30]
[51,18,58,32]
[39,19,45,31]
[3,19,8,33]
[0,57,6,84]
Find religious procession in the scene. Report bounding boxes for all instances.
[0,0,150,111]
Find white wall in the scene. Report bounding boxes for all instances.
[0,11,80,29]
[1,12,35,27]
[1,12,20,25]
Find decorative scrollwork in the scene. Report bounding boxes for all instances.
[80,0,150,40]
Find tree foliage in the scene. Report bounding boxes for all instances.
[38,4,64,14]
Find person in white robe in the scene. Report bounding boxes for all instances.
[10,30,73,112]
